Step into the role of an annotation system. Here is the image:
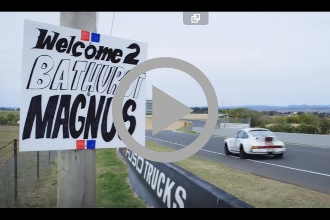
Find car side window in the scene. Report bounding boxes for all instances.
[236,131,242,138]
[242,132,248,139]
[238,131,245,139]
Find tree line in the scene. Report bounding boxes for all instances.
[0,113,19,125]
[191,107,330,135]
[230,108,330,134]
[3,108,330,134]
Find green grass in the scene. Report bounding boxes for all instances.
[0,125,19,166]
[96,149,147,208]
[183,130,198,135]
[146,141,330,208]
[174,121,201,135]
[0,125,18,146]
[175,121,192,132]
[11,140,330,208]
[174,120,199,135]
[15,160,58,208]
[7,114,330,208]
[1,110,147,207]
[13,149,148,208]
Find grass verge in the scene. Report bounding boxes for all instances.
[182,131,198,135]
[7,115,330,208]
[14,149,148,208]
[10,139,330,208]
[175,121,192,132]
[174,119,229,137]
[96,149,147,208]
[146,140,330,208]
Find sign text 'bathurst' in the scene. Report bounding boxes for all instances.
[19,20,147,151]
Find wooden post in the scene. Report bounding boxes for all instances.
[13,139,18,202]
[57,12,97,208]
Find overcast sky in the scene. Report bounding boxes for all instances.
[1,12,330,107]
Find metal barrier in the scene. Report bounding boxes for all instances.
[216,118,250,129]
[192,127,330,147]
[118,147,254,208]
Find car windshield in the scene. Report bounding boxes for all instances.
[249,130,275,137]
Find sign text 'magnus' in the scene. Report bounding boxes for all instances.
[19,20,147,151]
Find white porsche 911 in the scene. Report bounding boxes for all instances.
[224,128,286,159]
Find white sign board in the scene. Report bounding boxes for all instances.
[19,20,147,151]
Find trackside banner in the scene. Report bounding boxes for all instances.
[119,147,254,208]
[19,20,147,151]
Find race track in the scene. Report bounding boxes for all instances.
[145,120,330,195]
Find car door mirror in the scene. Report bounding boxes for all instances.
[234,135,238,138]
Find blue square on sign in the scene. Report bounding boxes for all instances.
[86,140,96,149]
[91,33,100,42]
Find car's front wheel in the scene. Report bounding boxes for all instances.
[224,143,232,156]
[239,145,248,159]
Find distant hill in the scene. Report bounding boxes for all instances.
[219,105,330,111]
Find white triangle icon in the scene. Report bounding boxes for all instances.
[152,86,193,136]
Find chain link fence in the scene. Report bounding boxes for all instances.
[0,139,56,208]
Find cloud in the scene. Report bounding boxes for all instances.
[2,12,330,106]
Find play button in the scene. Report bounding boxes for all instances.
[152,86,193,136]
[112,57,218,163]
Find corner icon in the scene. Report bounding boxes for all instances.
[183,12,208,25]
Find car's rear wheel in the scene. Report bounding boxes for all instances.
[274,153,283,159]
[239,145,248,159]
[224,143,231,155]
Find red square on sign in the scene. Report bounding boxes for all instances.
[81,30,90,41]
[76,140,85,150]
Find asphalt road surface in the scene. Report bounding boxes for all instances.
[145,120,330,195]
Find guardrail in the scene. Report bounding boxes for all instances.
[216,123,250,129]
[192,127,330,147]
[118,147,253,208]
